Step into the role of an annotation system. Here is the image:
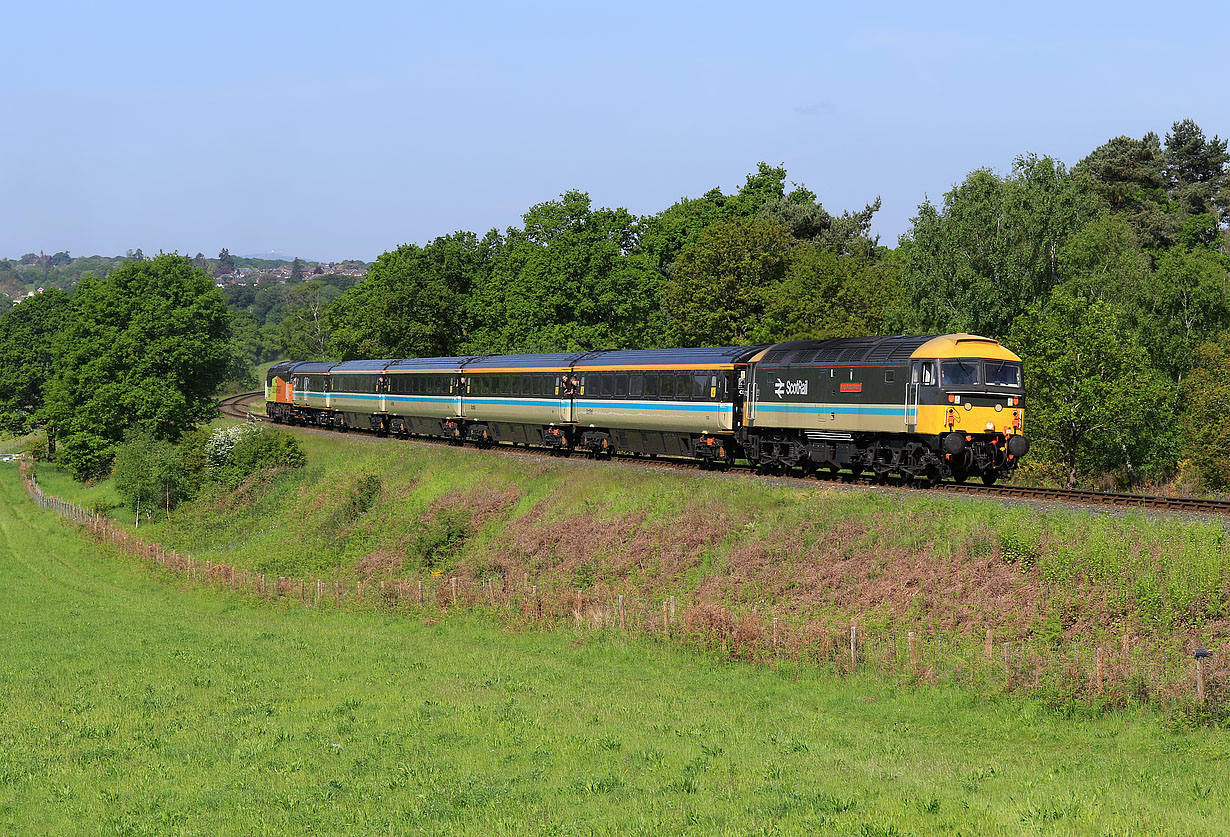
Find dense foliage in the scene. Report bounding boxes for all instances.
[0,255,232,479]
[3,118,1228,490]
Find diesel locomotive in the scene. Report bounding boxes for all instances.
[265,333,1029,485]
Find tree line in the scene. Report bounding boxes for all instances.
[1,118,1227,491]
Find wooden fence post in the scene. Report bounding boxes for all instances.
[849,623,857,670]
[1196,657,1207,705]
[985,628,993,663]
[617,594,625,631]
[451,577,458,605]
[908,631,917,673]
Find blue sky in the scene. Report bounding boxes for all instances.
[2,0,1226,262]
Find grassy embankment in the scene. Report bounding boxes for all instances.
[40,423,1230,647]
[4,461,1230,835]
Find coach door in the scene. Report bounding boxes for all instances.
[452,376,464,416]
[557,373,574,422]
[905,362,921,429]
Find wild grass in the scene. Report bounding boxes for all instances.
[40,424,1226,646]
[2,462,1229,835]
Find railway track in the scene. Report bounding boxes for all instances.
[217,391,265,420]
[933,482,1230,514]
[217,392,1230,516]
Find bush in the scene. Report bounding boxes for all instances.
[21,435,49,462]
[205,424,262,469]
[207,424,306,487]
[112,428,190,525]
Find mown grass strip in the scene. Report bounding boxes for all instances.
[2,463,1229,835]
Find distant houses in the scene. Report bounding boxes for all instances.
[211,262,367,287]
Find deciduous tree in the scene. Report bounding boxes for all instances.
[0,288,70,445]
[43,254,231,478]
[1008,289,1174,487]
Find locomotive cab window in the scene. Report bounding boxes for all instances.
[985,361,1022,388]
[940,360,980,387]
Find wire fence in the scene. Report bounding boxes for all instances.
[20,461,1226,715]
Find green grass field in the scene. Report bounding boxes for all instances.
[3,462,1230,835]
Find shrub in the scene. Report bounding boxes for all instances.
[112,428,190,525]
[205,423,262,469]
[208,425,306,488]
[21,435,49,462]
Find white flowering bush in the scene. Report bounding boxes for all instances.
[205,423,262,469]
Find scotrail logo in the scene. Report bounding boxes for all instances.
[774,378,808,399]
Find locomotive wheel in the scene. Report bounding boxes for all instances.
[981,472,997,486]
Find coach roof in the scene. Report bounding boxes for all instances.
[572,346,767,369]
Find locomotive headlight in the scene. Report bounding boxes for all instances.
[994,403,1003,412]
[985,421,994,430]
[963,402,972,411]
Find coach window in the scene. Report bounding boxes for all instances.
[676,374,692,400]
[615,374,629,397]
[598,374,613,397]
[643,373,658,398]
[659,374,673,398]
[692,374,707,399]
[629,374,644,398]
